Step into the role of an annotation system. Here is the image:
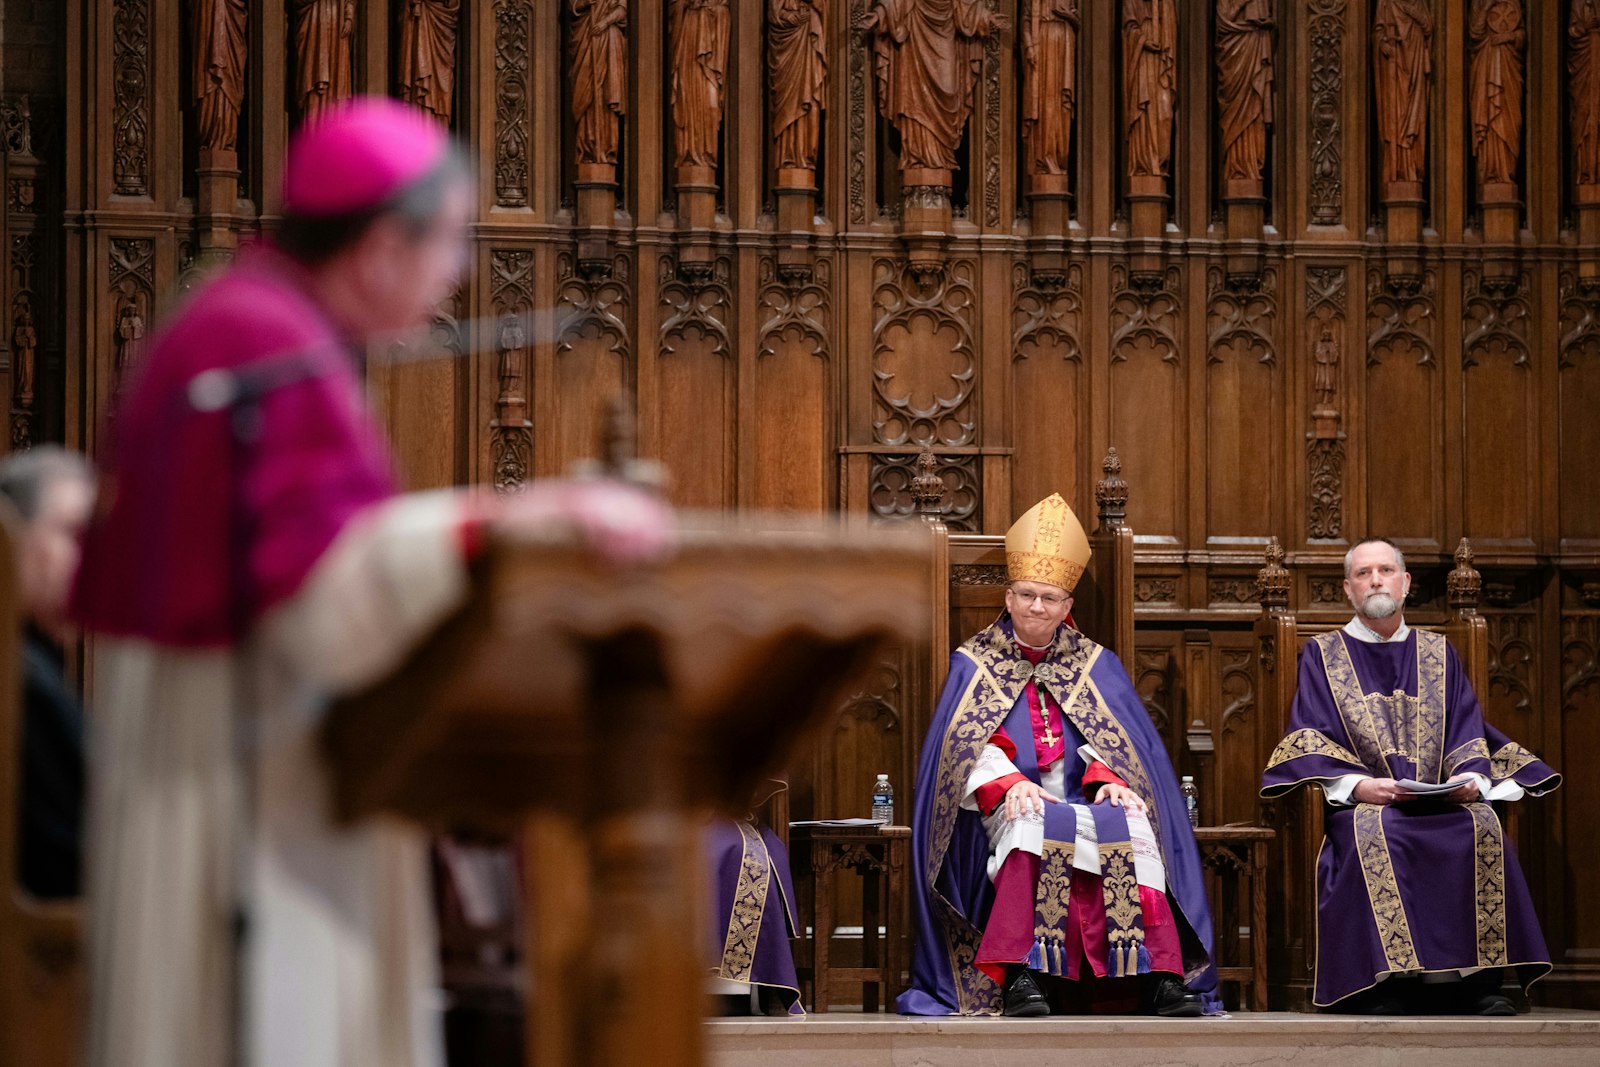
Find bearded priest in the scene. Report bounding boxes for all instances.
[1261,537,1560,1014]
[898,495,1220,1018]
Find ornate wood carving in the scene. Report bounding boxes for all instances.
[670,0,730,173]
[1218,647,1255,736]
[490,250,534,492]
[1486,612,1535,714]
[870,257,978,447]
[1462,268,1530,370]
[293,1,356,125]
[556,250,631,359]
[1366,265,1435,367]
[1563,616,1600,712]
[571,0,628,167]
[1255,537,1290,610]
[1448,538,1483,610]
[1306,265,1347,540]
[112,0,151,195]
[848,0,868,222]
[982,31,1001,225]
[8,233,39,450]
[869,451,978,528]
[758,255,830,358]
[1571,0,1600,191]
[1559,268,1600,368]
[1096,447,1129,528]
[1134,578,1177,604]
[838,658,902,731]
[1468,1,1523,196]
[861,0,1000,177]
[1021,1,1078,189]
[108,238,154,407]
[1133,646,1173,733]
[0,96,33,156]
[911,447,946,518]
[193,0,247,151]
[1206,265,1276,365]
[398,0,461,125]
[1308,0,1344,224]
[1012,260,1082,356]
[1215,0,1275,196]
[951,562,1007,585]
[1372,0,1433,194]
[1310,577,1343,603]
[1210,578,1259,605]
[1123,0,1178,183]
[1111,264,1182,366]
[659,253,733,359]
[493,1,531,207]
[769,0,828,172]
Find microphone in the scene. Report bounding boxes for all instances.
[186,350,331,412]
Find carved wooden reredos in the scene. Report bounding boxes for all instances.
[3,0,1600,1007]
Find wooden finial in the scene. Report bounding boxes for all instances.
[911,448,946,523]
[1095,447,1128,528]
[1448,537,1481,613]
[1255,537,1290,612]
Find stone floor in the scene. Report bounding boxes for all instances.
[706,1009,1600,1066]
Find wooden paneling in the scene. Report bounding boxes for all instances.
[6,0,1594,1009]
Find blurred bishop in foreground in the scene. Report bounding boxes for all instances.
[71,97,668,1067]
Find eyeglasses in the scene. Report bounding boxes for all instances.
[1010,590,1068,608]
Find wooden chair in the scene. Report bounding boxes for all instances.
[1253,537,1489,1010]
[0,510,85,1067]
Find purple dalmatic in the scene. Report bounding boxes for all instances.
[705,820,804,1014]
[1261,628,1560,1007]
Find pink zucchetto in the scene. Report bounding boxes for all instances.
[281,96,450,218]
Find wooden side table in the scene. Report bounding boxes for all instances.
[1192,824,1274,1011]
[789,823,910,1013]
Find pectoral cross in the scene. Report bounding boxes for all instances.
[1040,713,1060,748]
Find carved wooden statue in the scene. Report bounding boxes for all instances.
[768,0,828,172]
[11,303,35,407]
[114,298,146,382]
[863,0,1001,175]
[1570,0,1600,188]
[670,0,731,171]
[1215,0,1274,189]
[1123,0,1178,180]
[1311,325,1339,414]
[1021,0,1079,180]
[571,0,629,167]
[496,313,528,410]
[1468,0,1523,191]
[192,0,248,151]
[398,0,461,125]
[1372,0,1434,189]
[293,0,355,125]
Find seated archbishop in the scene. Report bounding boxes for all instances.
[1260,538,1560,1014]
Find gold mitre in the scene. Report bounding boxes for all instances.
[1005,493,1091,593]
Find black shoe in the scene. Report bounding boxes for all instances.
[1147,974,1202,1017]
[1470,993,1516,1016]
[1003,968,1050,1017]
[1367,991,1410,1016]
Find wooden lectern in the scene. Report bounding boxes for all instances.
[324,517,931,1067]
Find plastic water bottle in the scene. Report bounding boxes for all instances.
[871,774,895,825]
[1180,775,1200,828]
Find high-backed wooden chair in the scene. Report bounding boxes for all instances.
[0,510,85,1067]
[1252,537,1489,1010]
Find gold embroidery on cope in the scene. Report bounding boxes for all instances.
[1072,677,1162,845]
[1100,840,1145,977]
[1318,633,1388,773]
[1468,802,1509,968]
[1267,727,1363,771]
[717,822,771,983]
[1034,841,1076,976]
[1414,630,1448,781]
[1446,737,1491,774]
[1490,741,1540,782]
[1353,803,1421,972]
